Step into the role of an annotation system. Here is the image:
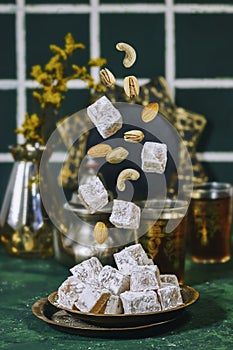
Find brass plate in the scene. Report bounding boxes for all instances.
[32,298,189,338]
[47,285,199,328]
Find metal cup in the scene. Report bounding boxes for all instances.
[185,182,232,263]
[138,199,188,283]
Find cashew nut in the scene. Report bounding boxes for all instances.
[116,42,137,68]
[117,168,140,191]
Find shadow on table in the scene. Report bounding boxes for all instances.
[184,255,233,285]
[180,294,227,332]
[28,294,226,340]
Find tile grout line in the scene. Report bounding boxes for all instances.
[175,78,233,88]
[15,0,26,144]
[165,0,175,100]
[1,3,233,14]
[2,78,233,90]
[2,3,233,14]
[174,4,233,13]
[90,0,101,83]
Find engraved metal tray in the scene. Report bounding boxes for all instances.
[46,285,199,328]
[32,295,193,338]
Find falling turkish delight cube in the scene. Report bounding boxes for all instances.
[87,96,122,139]
[120,290,161,314]
[78,175,108,214]
[141,141,167,174]
[113,243,154,276]
[75,284,110,313]
[130,265,161,292]
[56,276,86,310]
[109,199,141,229]
[70,257,103,286]
[98,265,130,295]
[157,285,183,310]
[104,295,123,314]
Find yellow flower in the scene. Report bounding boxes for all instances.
[56,80,68,92]
[54,63,64,81]
[42,88,63,108]
[88,58,107,67]
[32,91,42,102]
[36,72,52,86]
[50,44,67,60]
[15,113,43,143]
[31,65,43,79]
[17,33,107,144]
[65,33,85,55]
[45,54,60,71]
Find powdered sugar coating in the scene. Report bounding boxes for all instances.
[109,199,141,229]
[78,176,108,214]
[130,265,161,292]
[114,243,154,276]
[160,274,179,287]
[70,257,103,285]
[120,290,161,314]
[157,285,183,310]
[75,284,110,312]
[87,96,122,139]
[104,295,123,314]
[141,141,167,173]
[98,265,130,295]
[56,276,86,310]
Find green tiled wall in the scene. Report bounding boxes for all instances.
[26,14,90,78]
[0,1,233,208]
[0,91,17,153]
[0,15,16,79]
[175,89,233,152]
[101,14,165,78]
[176,14,233,78]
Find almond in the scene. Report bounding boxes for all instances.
[141,102,159,123]
[94,222,108,244]
[105,147,129,164]
[87,144,112,158]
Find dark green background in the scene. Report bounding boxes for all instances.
[0,1,233,207]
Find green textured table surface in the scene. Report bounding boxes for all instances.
[1,246,233,350]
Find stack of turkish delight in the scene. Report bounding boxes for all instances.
[56,243,183,315]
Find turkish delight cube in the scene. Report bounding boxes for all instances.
[130,265,161,292]
[141,141,167,174]
[75,284,110,313]
[109,200,141,229]
[78,176,108,214]
[56,276,86,310]
[120,290,161,314]
[98,265,130,295]
[87,96,122,139]
[114,243,153,275]
[70,257,103,285]
[104,295,123,314]
[157,285,183,310]
[160,274,179,287]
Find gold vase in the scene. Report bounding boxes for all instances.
[0,143,54,258]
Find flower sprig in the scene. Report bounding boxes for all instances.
[16,33,107,144]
